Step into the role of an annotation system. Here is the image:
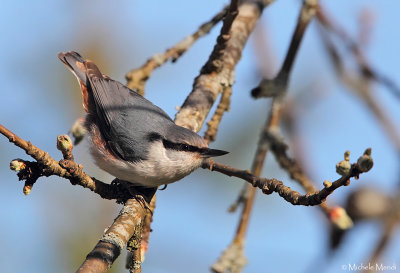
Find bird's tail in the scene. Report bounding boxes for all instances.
[58,51,102,113]
[58,51,88,84]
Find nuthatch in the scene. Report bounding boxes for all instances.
[59,51,228,187]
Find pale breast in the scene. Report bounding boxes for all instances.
[88,133,203,187]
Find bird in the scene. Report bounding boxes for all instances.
[58,51,228,188]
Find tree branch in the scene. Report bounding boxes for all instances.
[203,150,372,206]
[265,129,332,215]
[125,6,229,95]
[76,198,149,273]
[1,124,132,200]
[203,79,232,143]
[316,6,400,102]
[0,123,158,273]
[174,0,274,132]
[317,20,400,152]
[201,0,239,143]
[251,0,319,98]
[213,1,319,271]
[126,194,156,273]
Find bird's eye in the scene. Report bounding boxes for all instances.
[182,144,189,151]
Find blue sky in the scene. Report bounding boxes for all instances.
[1,1,399,272]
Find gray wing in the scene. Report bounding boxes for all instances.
[87,75,174,162]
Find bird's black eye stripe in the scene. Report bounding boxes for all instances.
[162,139,199,153]
[180,144,197,152]
[162,139,175,149]
[180,144,189,151]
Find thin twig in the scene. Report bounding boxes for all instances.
[125,6,229,95]
[251,0,319,98]
[204,86,232,143]
[203,155,371,206]
[265,130,331,215]
[317,22,400,152]
[317,6,400,101]
[0,124,132,200]
[1,122,155,273]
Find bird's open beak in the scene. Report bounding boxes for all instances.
[201,148,229,158]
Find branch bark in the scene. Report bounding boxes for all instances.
[77,198,148,273]
[0,124,132,200]
[203,153,371,206]
[174,0,274,132]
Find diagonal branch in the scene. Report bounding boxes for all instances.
[251,0,319,98]
[201,0,240,143]
[175,0,275,132]
[316,6,400,102]
[125,195,157,273]
[0,123,156,273]
[125,6,229,95]
[265,130,332,214]
[203,72,232,143]
[76,198,149,273]
[317,21,400,152]
[203,152,372,206]
[0,124,131,200]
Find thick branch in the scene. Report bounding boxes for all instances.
[77,198,148,273]
[175,0,274,132]
[201,0,239,143]
[126,194,157,273]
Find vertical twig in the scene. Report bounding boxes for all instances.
[251,0,319,98]
[204,86,232,143]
